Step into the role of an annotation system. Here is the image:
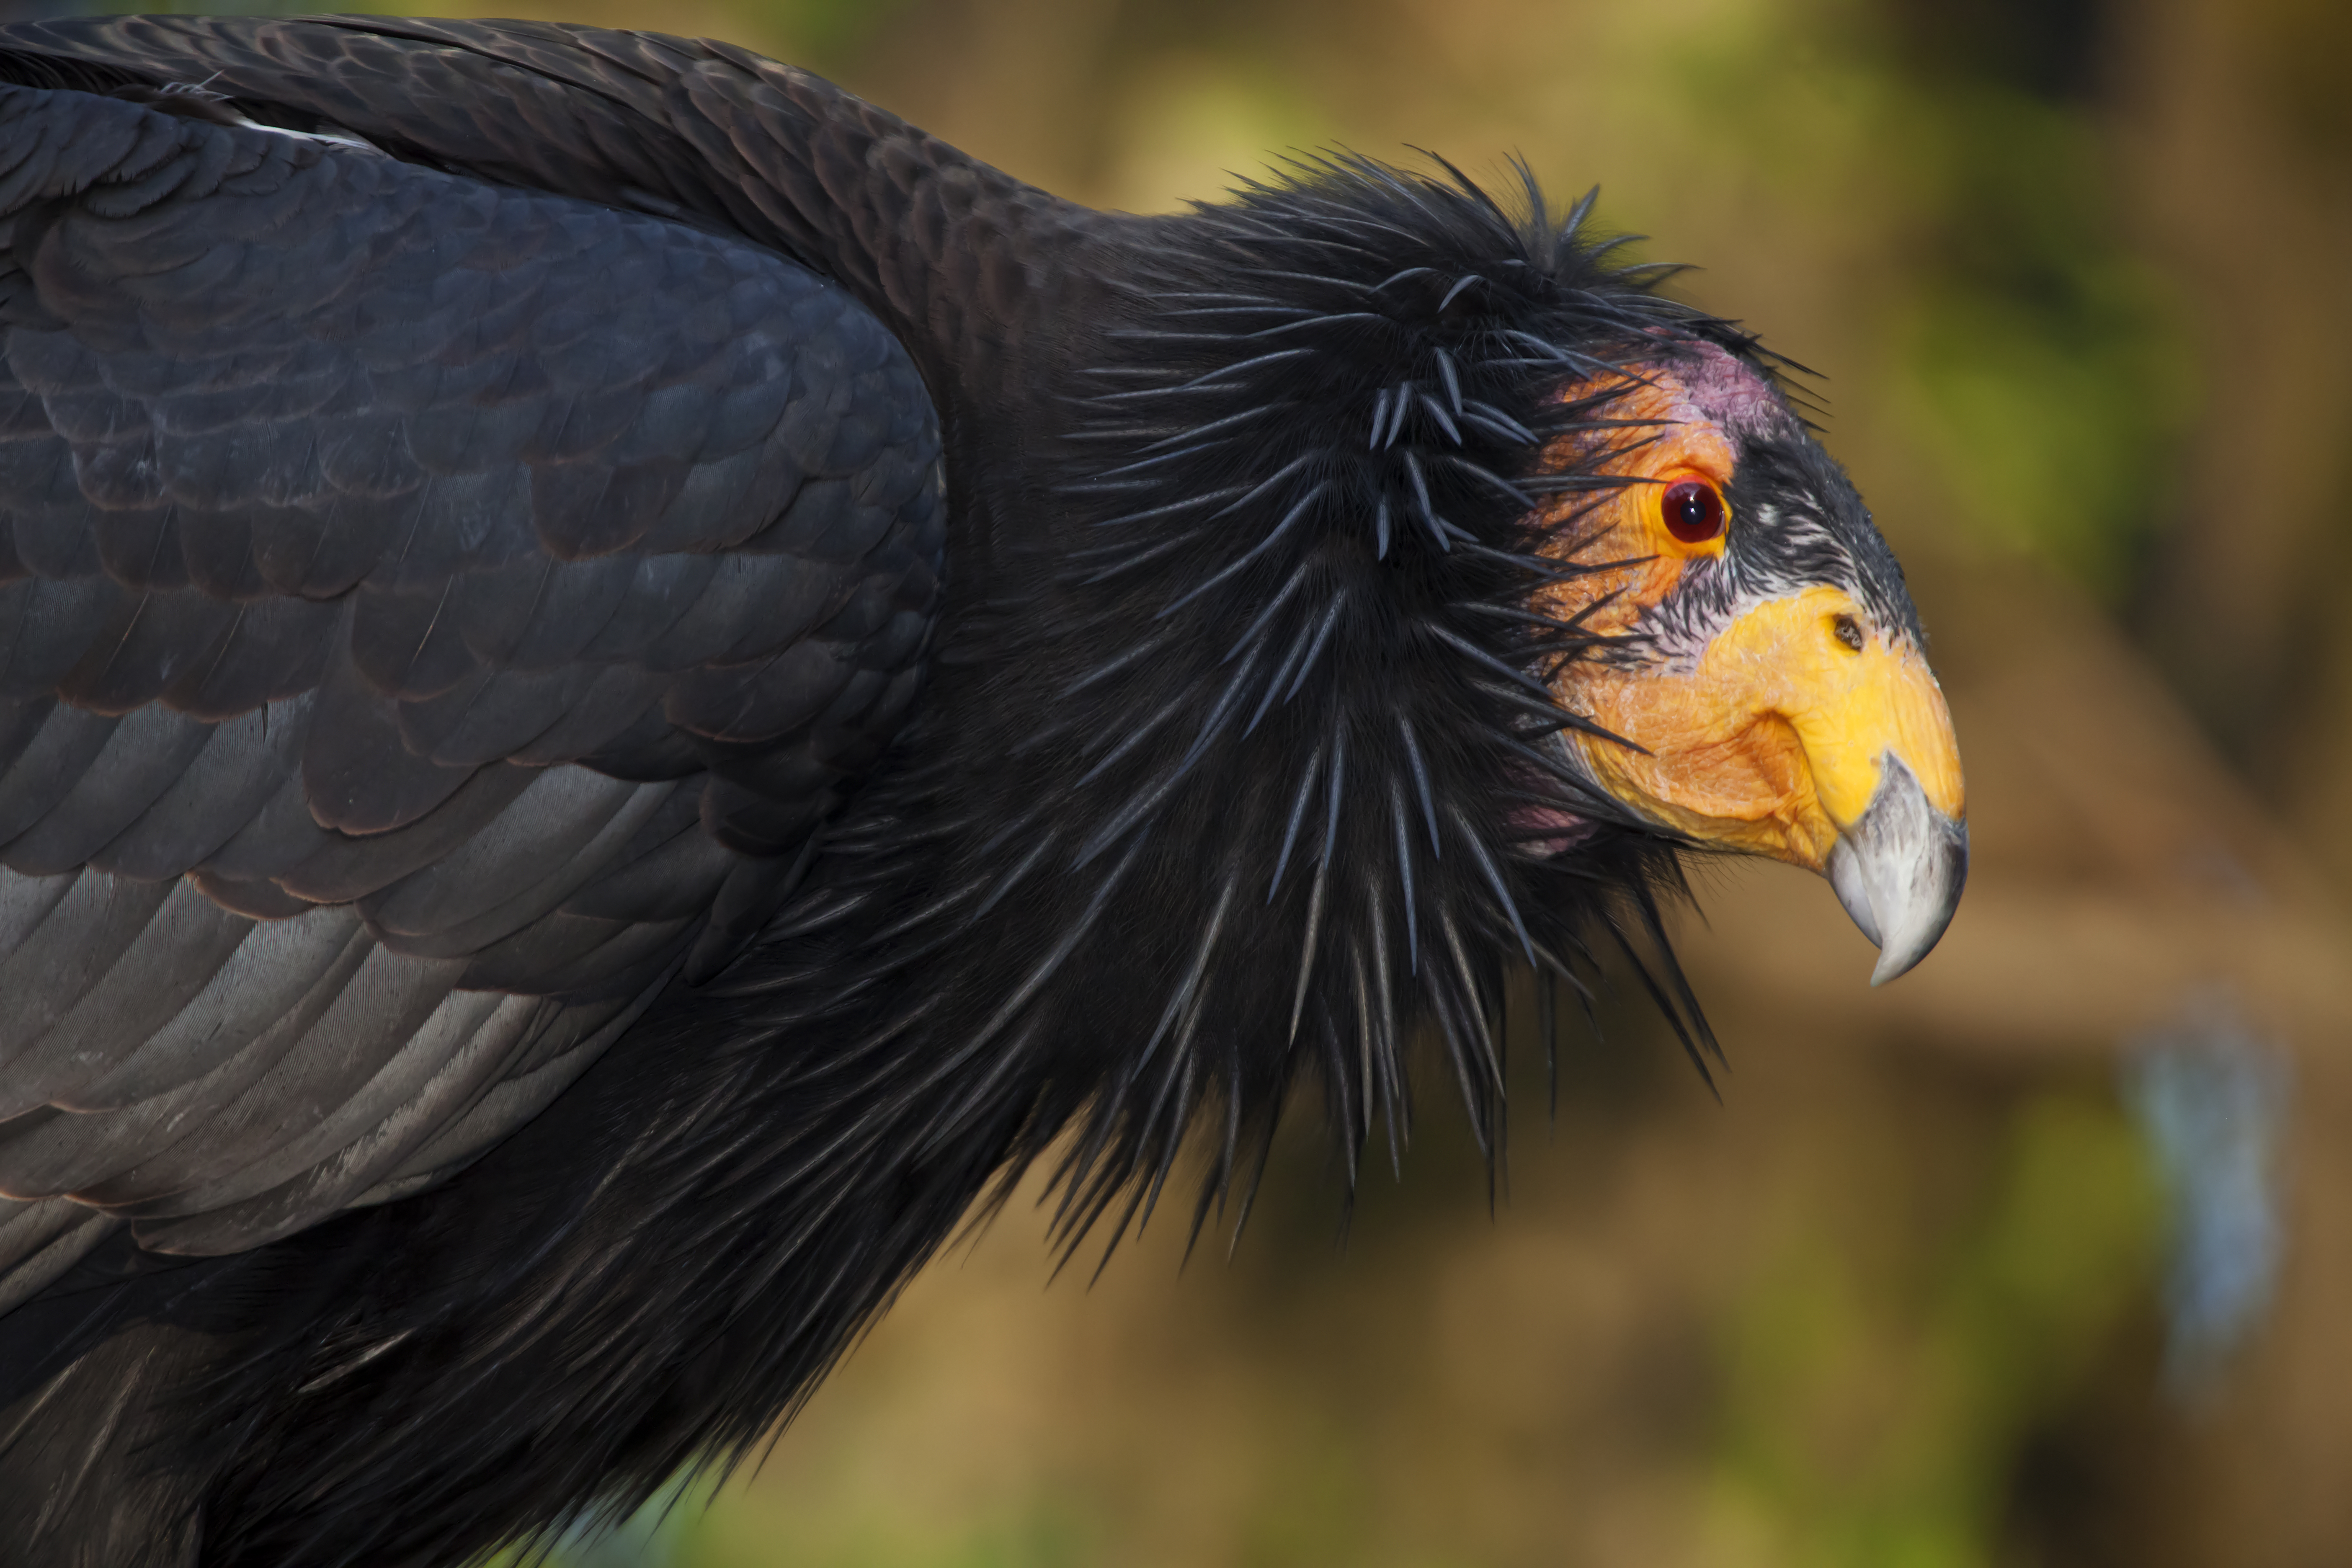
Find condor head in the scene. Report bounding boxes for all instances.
[1537,342,1967,985]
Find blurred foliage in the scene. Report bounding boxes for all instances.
[1707,1092,2159,1568]
[1888,90,2190,603]
[2235,0,2352,156]
[513,1079,2165,1568]
[673,1495,1088,1568]
[1626,0,2191,602]
[749,0,920,74]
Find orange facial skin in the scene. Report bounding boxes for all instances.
[1537,363,1965,873]
[1542,371,1738,630]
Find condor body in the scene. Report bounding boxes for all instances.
[0,18,1963,1567]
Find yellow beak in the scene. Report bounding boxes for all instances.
[1558,585,1968,983]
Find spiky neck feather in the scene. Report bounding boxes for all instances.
[412,172,1759,1549]
[735,160,1745,1243]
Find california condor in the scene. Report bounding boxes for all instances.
[0,17,1966,1566]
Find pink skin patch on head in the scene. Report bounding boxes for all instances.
[1514,804,1596,858]
[1650,340,1799,445]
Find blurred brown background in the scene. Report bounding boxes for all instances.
[24,0,2352,1563]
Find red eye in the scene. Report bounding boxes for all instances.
[1662,479,1726,544]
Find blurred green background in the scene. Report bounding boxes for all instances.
[29,0,2352,1563]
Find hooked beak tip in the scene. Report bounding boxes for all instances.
[1824,755,1969,986]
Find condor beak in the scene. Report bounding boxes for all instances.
[1826,756,1970,985]
[1556,585,1968,984]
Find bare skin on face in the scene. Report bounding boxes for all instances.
[1538,357,1964,874]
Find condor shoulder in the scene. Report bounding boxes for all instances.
[0,84,945,1291]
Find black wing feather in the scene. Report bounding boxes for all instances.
[0,80,945,1287]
